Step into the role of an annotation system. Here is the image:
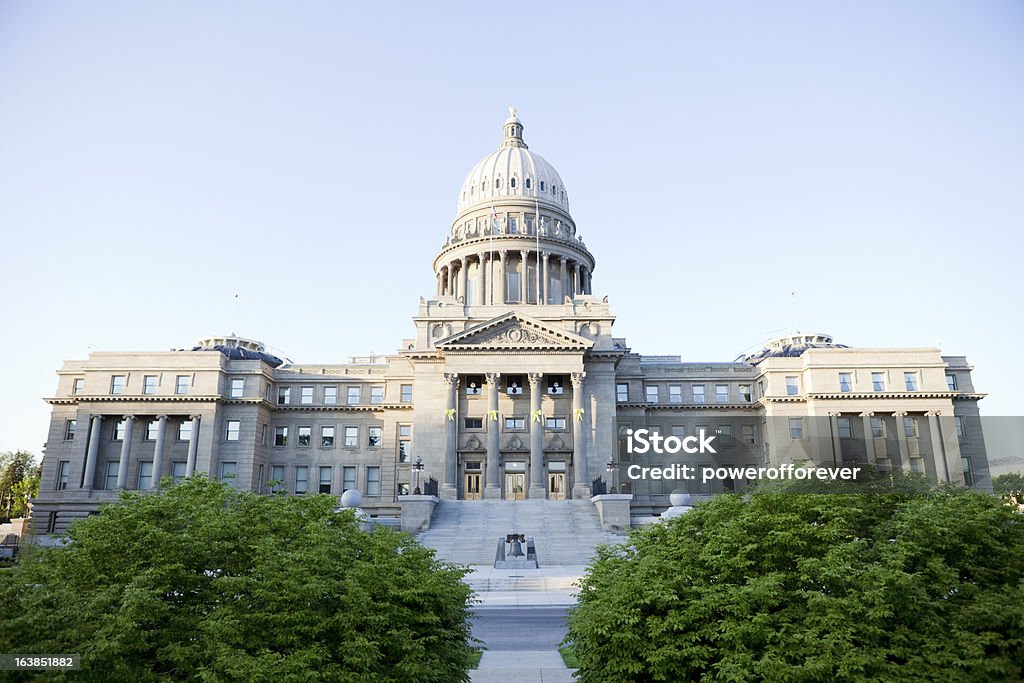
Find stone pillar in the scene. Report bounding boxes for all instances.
[894,411,911,472]
[559,257,568,303]
[573,262,581,298]
[541,252,550,304]
[116,415,136,489]
[528,373,546,498]
[519,249,528,303]
[478,253,487,305]
[485,372,502,499]
[82,415,102,490]
[571,372,590,499]
[448,263,456,297]
[185,415,201,477]
[436,271,442,297]
[441,373,459,500]
[151,415,168,489]
[860,412,876,464]
[498,250,507,304]
[458,256,468,303]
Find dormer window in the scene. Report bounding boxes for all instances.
[540,181,545,192]
[525,178,531,189]
[552,184,557,195]
[510,177,516,188]
[495,178,501,189]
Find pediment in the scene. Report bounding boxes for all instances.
[436,312,592,352]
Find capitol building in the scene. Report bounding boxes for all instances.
[31,111,992,534]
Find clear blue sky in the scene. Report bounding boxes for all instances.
[1,1,1021,455]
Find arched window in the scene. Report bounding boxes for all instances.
[525,178,531,189]
[552,185,557,195]
[540,180,545,192]
[510,177,516,189]
[495,178,502,189]
[481,181,486,192]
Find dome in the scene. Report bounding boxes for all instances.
[744,333,848,363]
[455,108,570,216]
[188,335,284,367]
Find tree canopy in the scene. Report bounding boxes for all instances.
[993,472,1024,507]
[0,477,475,682]
[566,483,1024,682]
[0,450,39,520]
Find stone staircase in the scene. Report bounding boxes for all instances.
[417,498,623,567]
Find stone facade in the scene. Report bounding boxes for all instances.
[30,112,991,534]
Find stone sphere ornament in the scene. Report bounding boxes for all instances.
[340,489,363,509]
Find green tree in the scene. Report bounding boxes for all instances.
[0,450,38,520]
[566,485,1024,682]
[0,477,475,682]
[993,472,1024,507]
[9,467,40,518]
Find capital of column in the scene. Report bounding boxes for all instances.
[484,372,500,387]
[892,411,908,418]
[123,414,136,422]
[924,410,943,417]
[858,411,874,418]
[570,372,586,388]
[156,414,169,422]
[443,372,460,388]
[826,411,842,417]
[527,373,543,389]
[499,249,508,261]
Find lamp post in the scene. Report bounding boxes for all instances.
[412,455,424,495]
[606,459,617,494]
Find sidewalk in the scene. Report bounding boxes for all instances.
[471,650,577,683]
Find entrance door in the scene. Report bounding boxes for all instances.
[464,473,482,500]
[504,472,526,500]
[548,472,566,499]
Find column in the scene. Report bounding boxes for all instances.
[477,253,487,305]
[484,373,502,499]
[860,412,876,464]
[116,415,136,489]
[573,262,581,298]
[827,412,842,467]
[82,415,102,490]
[151,415,168,490]
[559,257,568,304]
[441,373,459,500]
[894,411,910,472]
[458,257,468,303]
[498,250,507,304]
[926,412,949,482]
[519,250,528,303]
[528,373,546,498]
[571,372,590,498]
[447,263,455,297]
[581,267,590,295]
[542,252,550,304]
[185,415,201,477]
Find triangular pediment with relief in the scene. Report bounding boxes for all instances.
[436,312,593,352]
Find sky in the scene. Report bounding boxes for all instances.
[0,1,1021,456]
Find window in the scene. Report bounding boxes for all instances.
[509,216,518,233]
[56,461,69,490]
[903,417,918,438]
[347,386,360,405]
[789,418,803,439]
[645,385,659,403]
[400,384,413,403]
[219,462,237,482]
[547,377,565,395]
[140,420,156,441]
[278,387,291,405]
[318,466,333,494]
[617,383,629,402]
[257,464,264,493]
[716,384,729,403]
[839,373,852,392]
[367,466,381,496]
[321,426,335,448]
[225,420,241,441]
[260,424,268,446]
[104,462,118,490]
[344,426,358,447]
[904,372,918,391]
[546,417,566,430]
[230,378,244,398]
[342,466,356,492]
[399,425,412,462]
[871,372,885,392]
[171,462,186,484]
[73,378,85,395]
[506,272,521,303]
[962,457,974,486]
[137,461,153,490]
[837,417,853,438]
[465,375,483,396]
[505,417,525,430]
[300,386,314,405]
[464,417,483,430]
[738,385,752,403]
[368,426,382,447]
[274,426,288,447]
[946,374,958,391]
[110,375,126,394]
[324,386,338,405]
[367,385,384,404]
[540,180,545,191]
[295,466,309,494]
[143,375,158,395]
[297,426,312,447]
[741,424,756,445]
[871,417,885,438]
[270,465,285,493]
[955,416,965,437]
[178,420,192,442]
[785,376,799,396]
[717,425,733,447]
[669,385,682,403]
[64,419,76,440]
[114,419,126,441]
[757,380,765,397]
[692,385,705,404]
[175,375,190,395]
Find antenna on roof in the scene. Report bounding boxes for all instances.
[791,290,799,333]
[231,293,239,336]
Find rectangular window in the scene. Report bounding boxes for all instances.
[464,417,483,430]
[145,420,159,441]
[366,466,381,496]
[300,386,314,405]
[717,425,733,447]
[962,457,974,486]
[904,417,918,438]
[260,424,268,446]
[274,426,288,447]
[616,383,629,402]
[110,375,126,394]
[175,375,190,395]
[669,385,682,403]
[342,466,356,492]
[789,418,803,440]
[757,380,764,397]
[547,376,565,395]
[465,375,483,397]
[904,372,918,391]
[278,387,291,405]
[178,420,192,442]
[370,386,384,404]
[321,426,335,448]
[506,272,521,303]
[400,384,413,403]
[230,378,245,398]
[506,376,525,395]
[257,464,264,493]
[872,372,885,392]
[56,461,69,490]
[505,417,525,430]
[716,384,729,403]
[114,419,126,441]
[741,424,756,445]
[104,461,119,490]
[73,378,85,395]
[837,417,853,438]
[171,461,186,484]
[344,426,358,447]
[785,376,799,396]
[738,385,752,402]
[225,420,241,441]
[645,385,659,403]
[398,424,412,463]
[368,426,382,447]
[347,386,360,405]
[546,417,566,430]
[318,466,333,494]
[955,416,965,437]
[64,419,76,440]
[871,417,885,438]
[219,462,237,482]
[137,461,153,490]
[692,385,705,404]
[143,375,158,395]
[839,372,853,392]
[270,465,285,493]
[297,426,312,447]
[946,374,958,391]
[294,466,309,494]
[324,386,338,405]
